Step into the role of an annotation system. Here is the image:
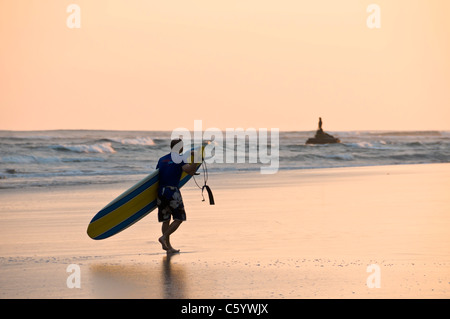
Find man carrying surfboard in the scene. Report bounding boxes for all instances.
[156,139,199,253]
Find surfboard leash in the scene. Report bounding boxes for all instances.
[193,159,215,205]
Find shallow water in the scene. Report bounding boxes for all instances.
[1,130,449,189]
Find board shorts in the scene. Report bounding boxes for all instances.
[157,186,186,222]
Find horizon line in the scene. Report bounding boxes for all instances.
[1,128,449,133]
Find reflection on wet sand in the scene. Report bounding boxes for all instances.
[89,253,185,298]
[161,253,185,298]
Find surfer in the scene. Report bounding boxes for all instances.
[156,138,198,254]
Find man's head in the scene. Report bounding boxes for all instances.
[170,138,183,154]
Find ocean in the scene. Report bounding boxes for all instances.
[1,130,449,189]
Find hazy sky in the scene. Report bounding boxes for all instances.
[1,0,449,131]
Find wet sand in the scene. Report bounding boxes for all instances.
[0,163,449,298]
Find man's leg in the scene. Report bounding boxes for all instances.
[159,220,183,253]
[159,221,170,250]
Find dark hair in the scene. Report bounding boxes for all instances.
[170,138,182,150]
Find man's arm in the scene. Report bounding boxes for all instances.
[182,163,198,176]
[182,150,201,175]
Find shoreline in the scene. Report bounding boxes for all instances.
[1,161,449,191]
[1,163,449,298]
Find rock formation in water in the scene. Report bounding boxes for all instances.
[306,117,341,144]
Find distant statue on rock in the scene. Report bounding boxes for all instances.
[306,117,341,144]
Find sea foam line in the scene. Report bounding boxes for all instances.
[107,137,155,146]
[49,143,116,154]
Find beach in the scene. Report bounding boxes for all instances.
[0,163,449,299]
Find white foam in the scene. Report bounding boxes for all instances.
[345,142,390,150]
[51,143,116,154]
[109,137,155,146]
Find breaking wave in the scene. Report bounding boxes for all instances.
[106,137,155,146]
[50,143,116,154]
[1,130,449,189]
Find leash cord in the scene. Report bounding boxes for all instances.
[192,158,214,205]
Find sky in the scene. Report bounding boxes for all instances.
[1,0,449,132]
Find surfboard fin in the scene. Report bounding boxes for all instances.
[202,185,215,205]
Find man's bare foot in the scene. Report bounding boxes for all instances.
[158,236,169,251]
[167,248,180,254]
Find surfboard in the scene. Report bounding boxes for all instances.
[87,147,204,240]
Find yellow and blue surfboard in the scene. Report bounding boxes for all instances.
[87,148,203,240]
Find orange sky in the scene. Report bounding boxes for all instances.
[1,0,449,131]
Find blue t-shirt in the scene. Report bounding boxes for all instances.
[156,152,186,193]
